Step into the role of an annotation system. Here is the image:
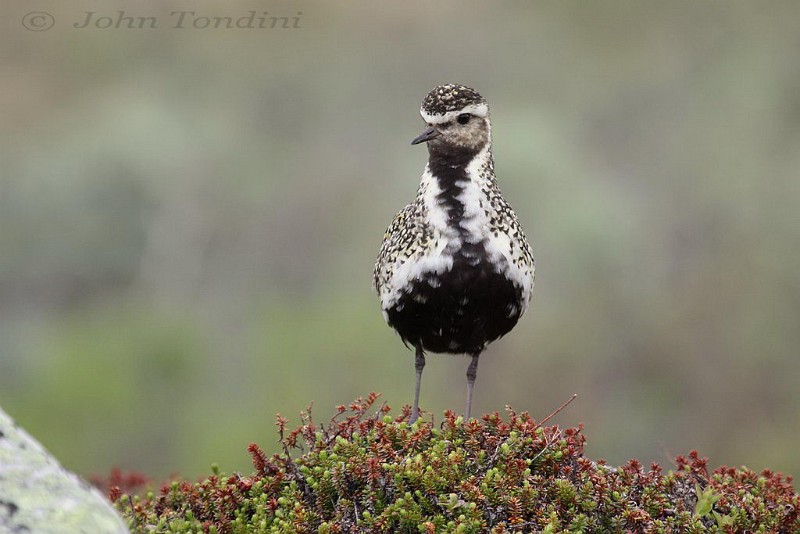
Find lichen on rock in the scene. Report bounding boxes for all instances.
[0,407,128,533]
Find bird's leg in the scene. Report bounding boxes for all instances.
[410,346,425,423]
[465,353,480,420]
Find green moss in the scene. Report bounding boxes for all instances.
[103,394,800,533]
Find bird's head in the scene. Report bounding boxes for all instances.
[411,84,491,155]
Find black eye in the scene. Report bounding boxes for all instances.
[457,113,471,125]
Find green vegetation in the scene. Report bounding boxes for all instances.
[103,395,799,532]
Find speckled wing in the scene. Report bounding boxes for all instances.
[485,189,536,311]
[372,203,436,307]
[501,197,535,269]
[374,204,418,293]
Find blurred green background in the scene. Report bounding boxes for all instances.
[2,1,800,481]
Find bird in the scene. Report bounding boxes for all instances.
[373,84,535,423]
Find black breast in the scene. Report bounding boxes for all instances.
[386,254,523,354]
[385,147,524,354]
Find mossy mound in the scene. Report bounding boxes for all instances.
[105,394,799,532]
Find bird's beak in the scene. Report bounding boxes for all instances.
[411,126,440,145]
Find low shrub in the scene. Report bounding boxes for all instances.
[103,394,800,533]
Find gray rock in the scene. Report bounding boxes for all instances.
[0,407,128,533]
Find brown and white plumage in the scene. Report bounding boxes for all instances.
[374,84,535,422]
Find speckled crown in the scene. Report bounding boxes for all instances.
[420,84,486,116]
